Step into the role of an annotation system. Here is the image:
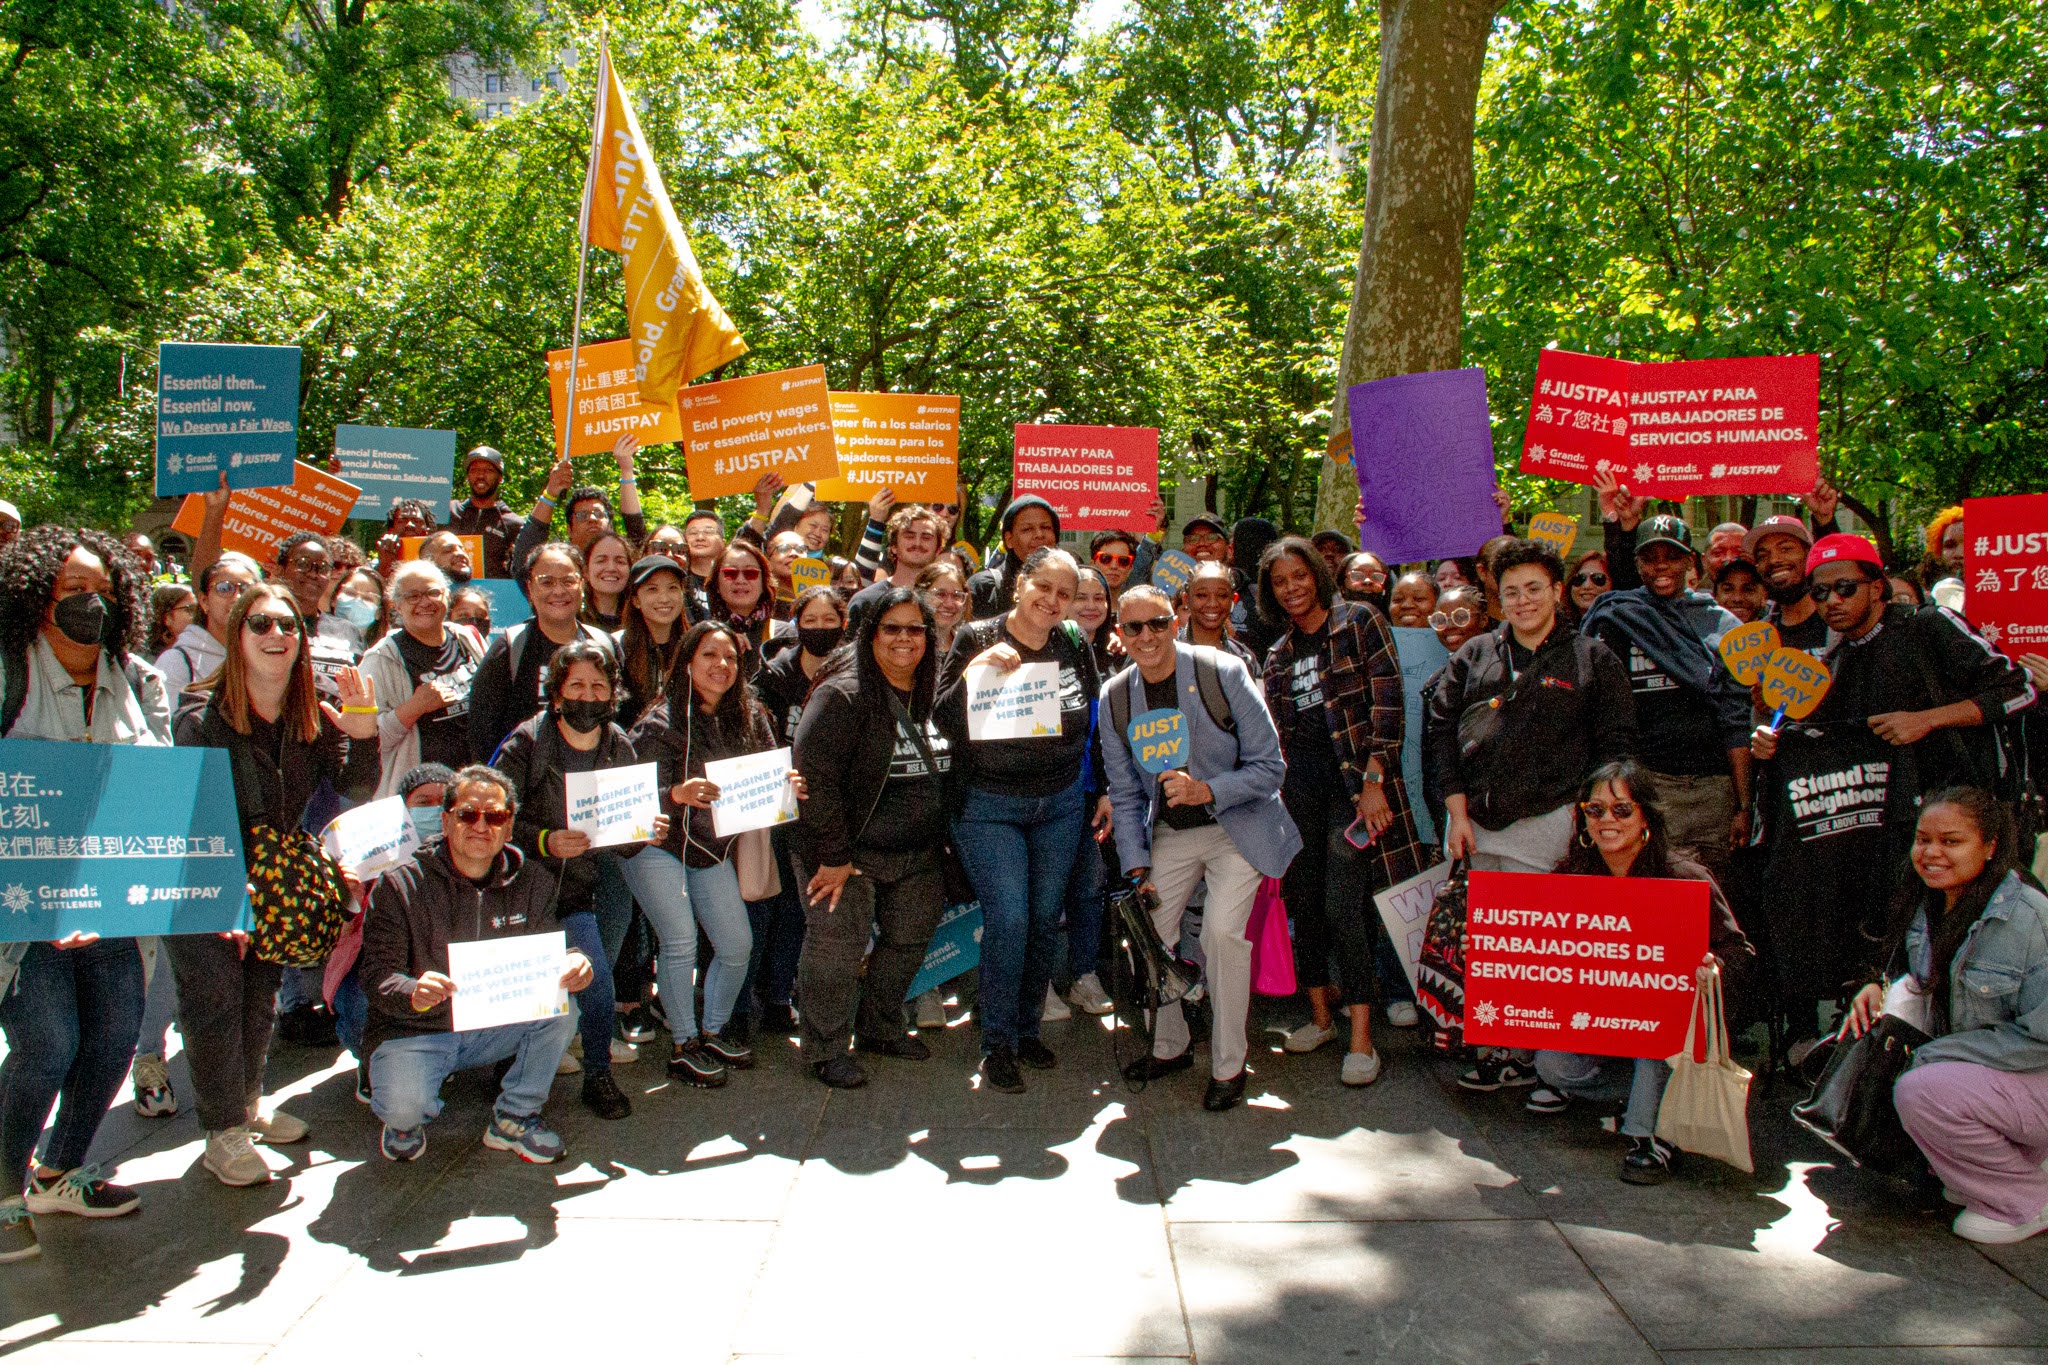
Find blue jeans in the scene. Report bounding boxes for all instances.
[560,911,615,1073]
[369,1010,578,1131]
[0,939,144,1182]
[619,847,752,1039]
[333,962,365,1059]
[1535,1050,1673,1138]
[593,855,634,969]
[953,777,1086,1052]
[1062,827,1107,983]
[136,936,179,1057]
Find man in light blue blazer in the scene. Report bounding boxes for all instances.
[1101,585,1301,1111]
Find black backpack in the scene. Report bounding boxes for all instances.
[1103,645,1238,756]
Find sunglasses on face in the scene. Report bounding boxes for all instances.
[1809,578,1874,602]
[1119,615,1176,636]
[1428,608,1475,629]
[1580,800,1637,820]
[243,613,301,637]
[450,613,489,629]
[721,566,762,583]
[1571,572,1609,588]
[284,558,332,577]
[448,806,514,828]
[1093,552,1134,568]
[876,623,925,639]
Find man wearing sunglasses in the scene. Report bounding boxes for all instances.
[360,765,590,1165]
[1101,587,1299,1112]
[1580,515,1753,877]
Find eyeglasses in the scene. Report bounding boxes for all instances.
[243,613,301,637]
[1499,586,1551,604]
[1428,607,1476,629]
[569,506,610,525]
[720,566,763,583]
[208,580,246,596]
[1093,552,1134,568]
[448,806,514,828]
[1119,615,1177,636]
[876,623,925,639]
[1571,572,1609,588]
[399,588,448,605]
[1353,571,1388,586]
[283,558,332,577]
[1183,532,1226,548]
[1809,578,1874,602]
[1580,800,1637,820]
[531,574,582,591]
[925,589,967,605]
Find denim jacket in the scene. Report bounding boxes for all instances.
[1906,871,2048,1073]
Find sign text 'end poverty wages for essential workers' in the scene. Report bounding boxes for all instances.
[679,365,841,499]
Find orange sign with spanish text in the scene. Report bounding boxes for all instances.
[171,461,362,561]
[814,392,959,503]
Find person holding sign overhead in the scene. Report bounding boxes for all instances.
[791,588,953,1088]
[624,622,804,1088]
[1102,585,1299,1111]
[1524,761,1754,1185]
[1259,537,1427,1086]
[361,766,590,1165]
[509,433,648,573]
[938,547,1105,1093]
[494,640,668,1119]
[0,527,170,1258]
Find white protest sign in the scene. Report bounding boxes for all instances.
[965,660,1061,740]
[1374,860,1452,994]
[319,796,420,879]
[446,930,569,1033]
[707,746,799,837]
[563,762,660,849]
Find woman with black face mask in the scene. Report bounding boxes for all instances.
[490,639,666,1121]
[756,586,847,746]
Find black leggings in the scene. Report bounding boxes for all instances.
[1281,780,1379,1008]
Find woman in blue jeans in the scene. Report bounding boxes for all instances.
[625,622,802,1088]
[493,639,668,1121]
[938,547,1107,1094]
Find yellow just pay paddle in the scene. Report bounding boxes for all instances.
[1717,620,1780,687]
[1758,647,1832,729]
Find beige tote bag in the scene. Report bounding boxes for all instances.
[1655,960,1753,1173]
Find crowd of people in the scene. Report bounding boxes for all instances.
[0,450,2043,1269]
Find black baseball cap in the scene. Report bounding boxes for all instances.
[628,554,688,592]
[1182,513,1229,539]
[1636,515,1694,556]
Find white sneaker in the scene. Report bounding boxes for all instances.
[1386,1001,1420,1029]
[609,1038,639,1065]
[1041,984,1073,1022]
[556,1051,583,1076]
[915,989,947,1031]
[1068,973,1114,1016]
[1341,1050,1383,1087]
[1283,1022,1337,1053]
[244,1106,308,1144]
[1955,1204,2048,1244]
[133,1053,176,1117]
[202,1129,271,1187]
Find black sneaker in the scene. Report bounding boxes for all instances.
[980,1048,1026,1093]
[618,1011,658,1045]
[582,1071,633,1120]
[355,1061,373,1106]
[1620,1135,1678,1185]
[855,1033,931,1061]
[1122,1051,1193,1083]
[1016,1038,1057,1070]
[1524,1086,1570,1115]
[813,1056,869,1089]
[24,1165,139,1218]
[668,1039,729,1088]
[1458,1055,1539,1092]
[701,1031,755,1070]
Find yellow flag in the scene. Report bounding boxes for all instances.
[581,43,747,404]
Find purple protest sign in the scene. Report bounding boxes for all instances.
[1349,368,1503,564]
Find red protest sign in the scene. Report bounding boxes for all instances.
[1012,425,1158,531]
[1462,870,1710,1061]
[1964,493,2048,659]
[1519,349,1819,498]
[170,460,362,561]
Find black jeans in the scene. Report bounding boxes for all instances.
[165,935,284,1132]
[0,939,144,1183]
[794,846,944,1064]
[1281,779,1379,1008]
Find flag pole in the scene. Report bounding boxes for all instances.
[561,27,609,466]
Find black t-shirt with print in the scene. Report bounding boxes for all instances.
[1144,672,1215,831]
[1614,638,1728,777]
[398,630,479,769]
[1285,619,1339,782]
[861,686,953,852]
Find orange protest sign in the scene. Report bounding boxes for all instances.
[547,337,685,458]
[171,460,362,562]
[1759,647,1831,721]
[677,365,839,499]
[401,534,485,568]
[1717,620,1780,687]
[1525,511,1579,558]
[813,392,959,503]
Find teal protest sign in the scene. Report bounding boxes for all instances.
[1151,549,1199,597]
[471,579,532,636]
[0,739,252,942]
[155,342,301,496]
[907,900,982,1000]
[1128,707,1188,774]
[335,425,458,521]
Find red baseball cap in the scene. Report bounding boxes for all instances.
[1806,533,1883,575]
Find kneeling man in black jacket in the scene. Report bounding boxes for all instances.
[362,765,591,1164]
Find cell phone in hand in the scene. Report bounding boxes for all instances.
[1344,815,1379,850]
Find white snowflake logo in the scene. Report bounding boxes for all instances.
[126,884,150,906]
[1632,463,1654,483]
[0,884,31,914]
[166,453,183,474]
[1572,1011,1592,1031]
[1472,1000,1499,1027]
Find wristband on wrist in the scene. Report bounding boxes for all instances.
[537,829,549,857]
[619,474,637,485]
[537,492,557,509]
[341,704,376,715]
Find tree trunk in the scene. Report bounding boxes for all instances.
[1313,0,1502,532]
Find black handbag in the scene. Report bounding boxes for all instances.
[1790,1015,1931,1175]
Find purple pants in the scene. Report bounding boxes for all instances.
[1896,1060,2048,1225]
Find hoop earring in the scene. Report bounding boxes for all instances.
[1577,830,1594,848]
[1638,828,1651,846]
